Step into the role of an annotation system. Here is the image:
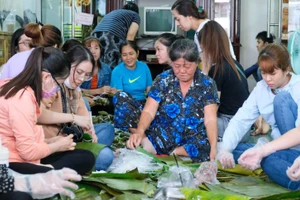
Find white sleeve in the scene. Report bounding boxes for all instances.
[221,86,260,152]
[292,82,300,127]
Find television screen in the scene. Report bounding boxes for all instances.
[143,7,176,35]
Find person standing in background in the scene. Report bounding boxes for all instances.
[93,2,140,69]
[171,0,236,61]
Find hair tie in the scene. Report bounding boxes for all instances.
[198,6,203,13]
[37,21,44,27]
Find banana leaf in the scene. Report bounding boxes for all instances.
[76,142,106,158]
[90,168,148,180]
[256,190,300,200]
[180,188,251,200]
[82,176,156,197]
[207,176,292,198]
[113,192,148,200]
[88,182,123,197]
[98,177,156,196]
[136,147,167,164]
[77,182,101,197]
[217,162,264,177]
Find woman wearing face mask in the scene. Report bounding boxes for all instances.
[0,47,95,175]
[81,36,115,114]
[154,33,184,70]
[1,23,91,131]
[42,45,115,171]
[171,0,236,61]
[110,41,152,134]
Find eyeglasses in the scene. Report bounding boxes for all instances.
[75,69,92,81]
[18,40,31,47]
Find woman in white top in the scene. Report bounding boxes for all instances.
[171,0,236,60]
[218,44,300,190]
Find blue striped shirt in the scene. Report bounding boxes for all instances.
[93,9,140,40]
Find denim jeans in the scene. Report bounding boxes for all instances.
[94,123,115,171]
[84,96,115,170]
[231,92,300,190]
[232,143,300,190]
[232,143,254,163]
[261,149,300,190]
[273,91,298,134]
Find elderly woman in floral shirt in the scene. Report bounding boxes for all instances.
[126,38,219,162]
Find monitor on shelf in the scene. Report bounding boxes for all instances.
[138,7,177,37]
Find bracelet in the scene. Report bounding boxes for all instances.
[71,113,75,124]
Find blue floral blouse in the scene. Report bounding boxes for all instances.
[146,69,219,162]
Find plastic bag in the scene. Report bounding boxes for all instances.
[107,148,163,173]
[194,161,220,186]
[254,137,269,147]
[157,165,195,188]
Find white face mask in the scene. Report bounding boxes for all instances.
[64,77,76,89]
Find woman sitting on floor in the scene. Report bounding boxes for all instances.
[154,33,184,70]
[127,39,219,162]
[42,45,115,171]
[0,47,95,175]
[218,44,300,190]
[197,20,249,138]
[111,41,152,133]
[81,36,115,114]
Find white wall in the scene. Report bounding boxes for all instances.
[240,0,267,91]
[240,0,281,91]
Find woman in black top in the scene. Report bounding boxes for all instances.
[198,20,249,138]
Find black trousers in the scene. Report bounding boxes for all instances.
[0,191,33,200]
[9,149,95,175]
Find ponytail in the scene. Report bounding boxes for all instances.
[24,23,44,48]
[172,0,207,19]
[256,31,276,44]
[198,6,208,19]
[24,23,62,48]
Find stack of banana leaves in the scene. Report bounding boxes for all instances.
[50,111,300,200]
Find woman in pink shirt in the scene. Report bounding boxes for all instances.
[0,47,95,175]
